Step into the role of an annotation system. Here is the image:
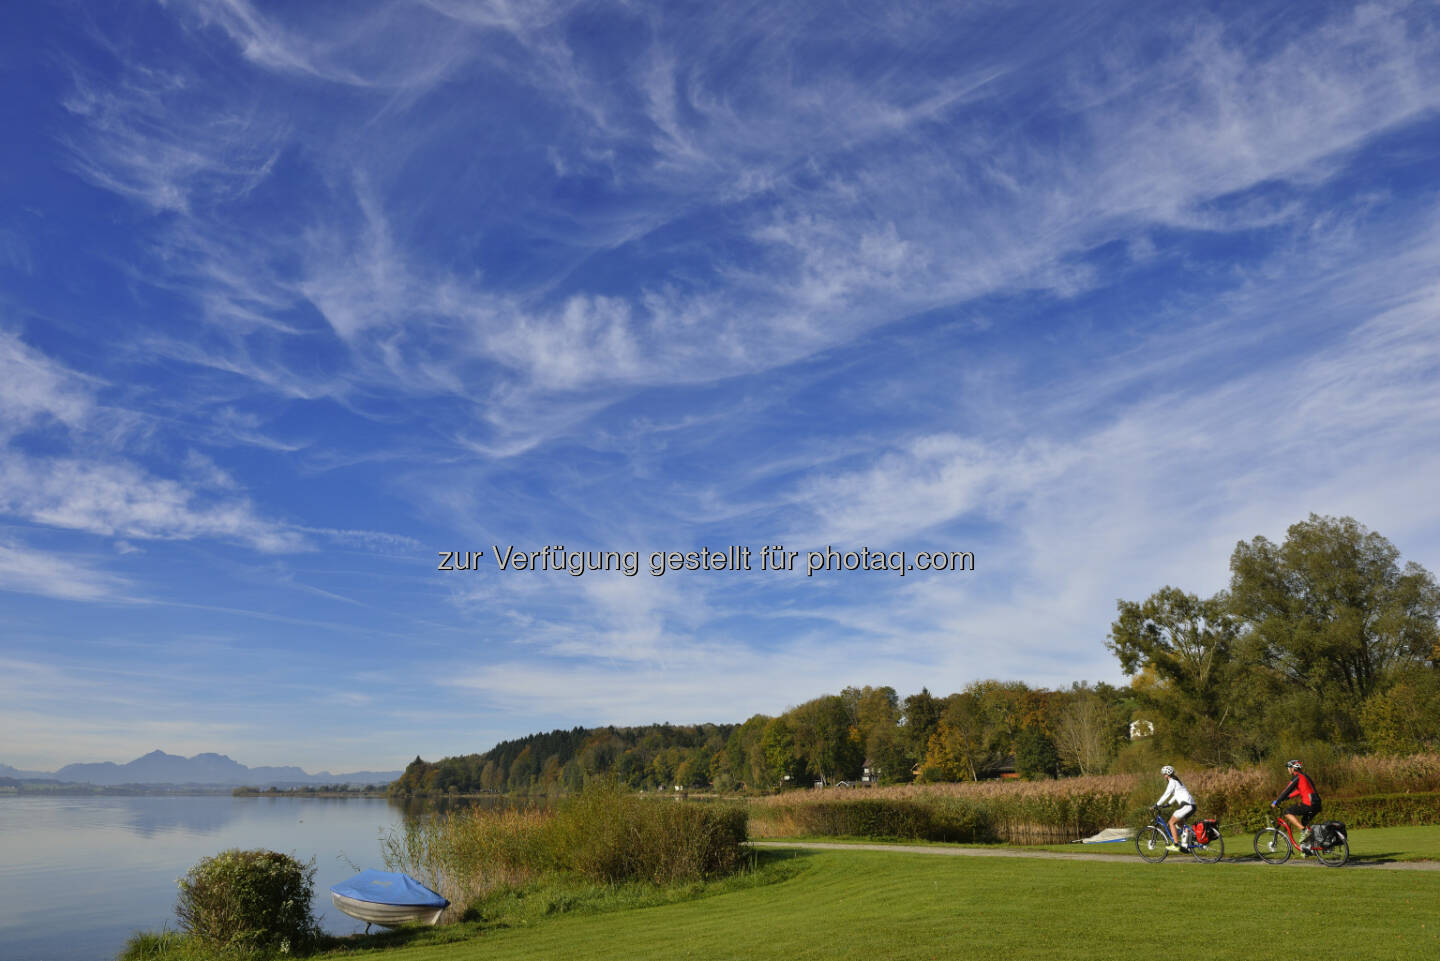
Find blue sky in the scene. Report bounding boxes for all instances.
[3,0,1439,772]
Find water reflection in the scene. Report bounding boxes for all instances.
[0,796,418,961]
[0,793,566,961]
[111,795,471,837]
[389,794,553,822]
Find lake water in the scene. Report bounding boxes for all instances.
[0,795,421,961]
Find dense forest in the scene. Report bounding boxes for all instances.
[392,515,1440,796]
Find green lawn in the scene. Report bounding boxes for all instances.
[1345,825,1440,861]
[317,847,1440,961]
[1017,823,1440,861]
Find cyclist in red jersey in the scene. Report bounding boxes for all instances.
[1272,759,1322,847]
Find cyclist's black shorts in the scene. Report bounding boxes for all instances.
[1285,801,1320,826]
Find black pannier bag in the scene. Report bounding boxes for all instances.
[1313,821,1346,847]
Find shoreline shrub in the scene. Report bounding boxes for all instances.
[175,849,317,953]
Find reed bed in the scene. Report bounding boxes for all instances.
[382,786,749,919]
[750,775,1138,844]
[749,753,1440,843]
[382,807,552,917]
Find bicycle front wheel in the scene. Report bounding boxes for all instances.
[1191,833,1224,863]
[1136,826,1169,862]
[1316,838,1349,867]
[1254,828,1291,864]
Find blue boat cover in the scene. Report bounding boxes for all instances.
[330,870,449,908]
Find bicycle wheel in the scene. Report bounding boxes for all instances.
[1254,828,1291,864]
[1191,833,1224,863]
[1316,837,1349,867]
[1136,826,1169,862]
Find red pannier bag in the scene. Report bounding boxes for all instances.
[1193,819,1218,844]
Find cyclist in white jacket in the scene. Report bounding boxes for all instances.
[1156,765,1196,851]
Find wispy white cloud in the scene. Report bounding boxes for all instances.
[0,330,311,554]
[0,330,96,435]
[0,541,132,601]
[62,0,1440,439]
[0,455,306,552]
[163,0,372,85]
[60,58,284,214]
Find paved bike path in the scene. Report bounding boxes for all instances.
[752,839,1440,870]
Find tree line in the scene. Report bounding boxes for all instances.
[387,680,1139,795]
[392,515,1439,796]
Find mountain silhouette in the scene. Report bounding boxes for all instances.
[6,749,399,787]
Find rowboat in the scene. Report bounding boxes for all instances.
[330,870,449,932]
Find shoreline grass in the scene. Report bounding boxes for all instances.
[118,828,1440,960]
[118,850,806,961]
[313,848,1440,961]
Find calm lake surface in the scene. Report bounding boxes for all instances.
[0,795,424,961]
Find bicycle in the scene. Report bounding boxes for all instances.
[1253,813,1348,867]
[1135,806,1224,863]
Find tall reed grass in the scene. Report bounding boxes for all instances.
[381,783,748,918]
[382,807,552,915]
[750,753,1440,843]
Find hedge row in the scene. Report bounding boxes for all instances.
[1327,792,1440,828]
[752,793,1133,844]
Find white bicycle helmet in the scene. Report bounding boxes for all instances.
[1160,764,1175,776]
[1286,759,1303,771]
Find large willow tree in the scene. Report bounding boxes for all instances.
[1110,515,1440,759]
[1229,515,1439,699]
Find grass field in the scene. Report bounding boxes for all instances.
[315,846,1440,961]
[1010,823,1440,861]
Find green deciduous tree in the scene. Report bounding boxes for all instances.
[923,689,1009,781]
[761,716,802,787]
[1229,514,1440,743]
[843,685,907,782]
[1359,667,1440,755]
[900,688,942,772]
[1107,586,1244,763]
[1014,725,1061,779]
[789,695,862,783]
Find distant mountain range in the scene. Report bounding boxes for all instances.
[0,750,400,787]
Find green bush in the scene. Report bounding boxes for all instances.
[756,789,1137,845]
[175,849,317,953]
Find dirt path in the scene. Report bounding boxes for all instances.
[751,839,1440,871]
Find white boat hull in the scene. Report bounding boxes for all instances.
[332,892,445,927]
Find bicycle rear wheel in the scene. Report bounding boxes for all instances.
[1254,828,1291,864]
[1191,833,1224,863]
[1136,826,1169,862]
[1316,837,1349,867]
